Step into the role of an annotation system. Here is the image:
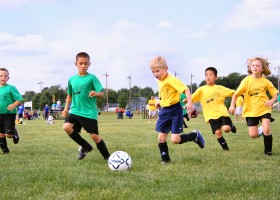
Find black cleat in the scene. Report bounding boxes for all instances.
[231,124,237,133]
[78,145,93,160]
[2,148,10,154]
[13,128,19,144]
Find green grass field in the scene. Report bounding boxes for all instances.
[1,112,280,200]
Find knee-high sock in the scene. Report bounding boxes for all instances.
[69,131,91,148]
[158,142,170,162]
[96,139,110,159]
[217,137,229,150]
[263,135,272,154]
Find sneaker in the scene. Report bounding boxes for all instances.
[193,130,205,148]
[161,160,171,165]
[265,152,272,156]
[78,145,93,160]
[258,126,263,137]
[231,124,237,133]
[13,128,19,144]
[2,148,9,154]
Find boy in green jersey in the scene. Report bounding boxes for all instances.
[62,52,110,160]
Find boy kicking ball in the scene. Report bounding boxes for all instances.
[150,56,205,164]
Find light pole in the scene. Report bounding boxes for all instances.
[103,73,109,112]
[190,73,194,94]
[127,75,132,109]
[274,66,280,111]
[37,81,44,93]
[174,71,179,77]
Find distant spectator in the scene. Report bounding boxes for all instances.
[44,104,49,120]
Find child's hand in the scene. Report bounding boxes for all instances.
[228,106,235,114]
[89,91,96,97]
[7,104,15,111]
[62,110,68,118]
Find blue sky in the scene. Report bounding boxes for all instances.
[1,0,280,94]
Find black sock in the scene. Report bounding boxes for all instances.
[0,137,9,152]
[69,131,91,149]
[217,137,229,150]
[263,135,273,155]
[96,139,110,159]
[179,132,197,144]
[158,142,170,162]
[183,120,187,128]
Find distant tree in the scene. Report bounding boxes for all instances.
[138,87,155,100]
[117,88,130,108]
[23,91,36,102]
[107,89,118,103]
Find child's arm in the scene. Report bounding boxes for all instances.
[185,89,194,113]
[89,90,104,98]
[228,94,237,114]
[265,94,278,108]
[62,95,72,118]
[7,100,22,111]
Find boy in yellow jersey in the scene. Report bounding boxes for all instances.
[191,67,236,150]
[150,56,205,164]
[148,96,157,123]
[229,57,278,156]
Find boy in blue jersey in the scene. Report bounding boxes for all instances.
[150,56,205,164]
[62,52,110,160]
[0,68,23,154]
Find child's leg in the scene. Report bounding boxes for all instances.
[158,133,170,162]
[215,129,229,150]
[0,134,9,154]
[91,134,110,160]
[261,118,272,156]
[63,123,92,149]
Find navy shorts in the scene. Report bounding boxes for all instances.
[246,113,271,126]
[209,116,233,134]
[0,114,16,135]
[64,113,99,134]
[156,102,183,134]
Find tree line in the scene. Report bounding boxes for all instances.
[22,72,279,110]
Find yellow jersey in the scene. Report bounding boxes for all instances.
[234,76,278,117]
[158,74,188,107]
[192,85,234,122]
[148,99,157,111]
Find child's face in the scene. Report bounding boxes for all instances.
[205,70,217,85]
[75,57,91,75]
[0,70,9,86]
[250,60,263,76]
[151,67,168,81]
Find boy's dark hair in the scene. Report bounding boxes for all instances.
[76,52,90,61]
[0,68,9,72]
[205,67,217,76]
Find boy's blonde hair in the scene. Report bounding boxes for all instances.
[247,57,271,76]
[150,56,168,69]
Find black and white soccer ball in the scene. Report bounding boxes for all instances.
[108,151,133,171]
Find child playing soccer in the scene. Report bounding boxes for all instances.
[150,56,205,164]
[0,68,23,154]
[62,52,110,160]
[191,67,237,150]
[229,57,278,156]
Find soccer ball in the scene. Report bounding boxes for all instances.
[108,151,133,171]
[190,109,198,118]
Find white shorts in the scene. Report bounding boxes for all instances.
[149,110,157,117]
[235,106,242,115]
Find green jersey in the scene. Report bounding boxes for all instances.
[67,73,103,120]
[0,84,23,114]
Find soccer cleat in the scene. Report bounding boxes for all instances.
[13,128,19,144]
[78,145,93,160]
[231,124,237,133]
[161,159,171,165]
[2,148,9,154]
[193,130,205,148]
[265,152,272,157]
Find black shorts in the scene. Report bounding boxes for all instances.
[209,116,233,134]
[246,113,271,127]
[18,113,23,118]
[0,114,16,135]
[64,113,99,134]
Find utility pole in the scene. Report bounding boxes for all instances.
[174,71,179,77]
[127,75,132,109]
[37,81,44,93]
[103,73,109,111]
[190,73,194,94]
[274,66,280,111]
